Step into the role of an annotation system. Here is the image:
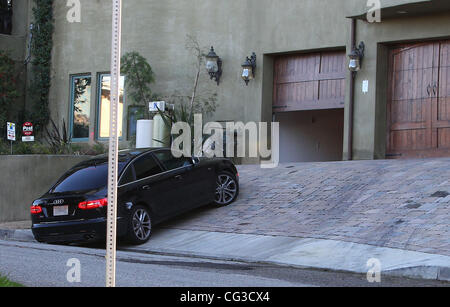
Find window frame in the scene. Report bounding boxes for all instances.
[118,152,162,187]
[69,74,92,142]
[152,149,194,171]
[118,163,136,186]
[117,151,194,188]
[96,72,126,141]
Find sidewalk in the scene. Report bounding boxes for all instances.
[1,225,449,282]
[125,228,450,282]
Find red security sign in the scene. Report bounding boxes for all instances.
[23,122,33,136]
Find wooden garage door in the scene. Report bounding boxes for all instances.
[273,51,346,112]
[387,40,450,158]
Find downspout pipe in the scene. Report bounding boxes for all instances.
[348,18,357,161]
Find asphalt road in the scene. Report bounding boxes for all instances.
[1,239,449,287]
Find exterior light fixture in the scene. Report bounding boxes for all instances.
[241,52,257,86]
[348,42,365,72]
[205,46,222,85]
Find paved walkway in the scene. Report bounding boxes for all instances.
[163,158,450,256]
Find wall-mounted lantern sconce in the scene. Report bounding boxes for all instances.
[348,42,365,73]
[241,52,257,86]
[205,46,222,85]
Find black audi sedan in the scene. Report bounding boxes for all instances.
[31,148,239,245]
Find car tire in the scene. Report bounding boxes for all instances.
[213,171,239,207]
[125,205,153,245]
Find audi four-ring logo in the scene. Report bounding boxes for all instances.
[51,199,64,205]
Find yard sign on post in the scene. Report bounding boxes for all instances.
[7,122,15,155]
[106,0,122,288]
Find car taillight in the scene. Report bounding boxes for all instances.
[31,205,42,215]
[78,198,108,210]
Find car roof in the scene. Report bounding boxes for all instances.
[77,148,170,167]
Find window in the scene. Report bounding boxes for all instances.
[98,74,125,139]
[51,162,127,193]
[0,0,13,35]
[154,150,193,171]
[133,154,163,180]
[70,75,92,141]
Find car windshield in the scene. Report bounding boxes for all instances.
[51,162,126,193]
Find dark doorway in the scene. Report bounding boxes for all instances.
[0,0,13,35]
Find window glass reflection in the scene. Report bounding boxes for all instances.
[71,76,92,140]
[99,75,125,139]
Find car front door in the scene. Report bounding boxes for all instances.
[153,150,203,212]
[128,153,180,221]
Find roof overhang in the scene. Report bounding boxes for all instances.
[348,0,450,21]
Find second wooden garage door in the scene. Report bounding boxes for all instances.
[273,51,346,112]
[387,40,450,158]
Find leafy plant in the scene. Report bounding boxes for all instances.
[155,35,218,149]
[91,142,107,155]
[44,118,71,154]
[0,274,23,287]
[121,51,156,119]
[29,0,54,136]
[0,132,108,156]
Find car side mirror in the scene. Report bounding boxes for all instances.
[192,157,200,165]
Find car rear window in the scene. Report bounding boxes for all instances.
[51,162,126,193]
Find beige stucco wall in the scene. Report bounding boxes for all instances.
[0,155,91,223]
[50,0,357,145]
[46,0,450,161]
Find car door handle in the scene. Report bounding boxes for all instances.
[174,175,183,180]
[141,185,151,190]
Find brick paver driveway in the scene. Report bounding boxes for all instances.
[162,159,450,256]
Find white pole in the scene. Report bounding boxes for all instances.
[106,0,122,288]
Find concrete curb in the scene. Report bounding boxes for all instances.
[2,228,449,283]
[125,229,450,283]
[0,229,35,243]
[123,246,450,283]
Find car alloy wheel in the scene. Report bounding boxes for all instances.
[131,207,152,242]
[215,173,238,206]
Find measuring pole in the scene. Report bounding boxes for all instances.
[106,0,122,288]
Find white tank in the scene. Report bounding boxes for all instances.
[152,114,171,148]
[136,120,153,149]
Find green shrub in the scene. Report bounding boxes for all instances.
[0,140,109,156]
[29,0,54,136]
[0,275,24,287]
